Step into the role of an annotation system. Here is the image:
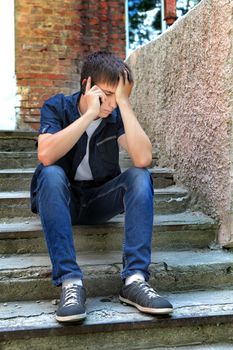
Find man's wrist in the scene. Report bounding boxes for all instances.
[117,98,131,109]
[83,110,99,122]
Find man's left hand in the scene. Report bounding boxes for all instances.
[115,71,134,104]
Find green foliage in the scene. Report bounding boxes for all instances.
[128,0,202,49]
[128,0,161,46]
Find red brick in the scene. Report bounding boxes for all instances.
[15,0,125,128]
[27,122,40,130]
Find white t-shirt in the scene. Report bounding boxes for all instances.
[74,118,102,181]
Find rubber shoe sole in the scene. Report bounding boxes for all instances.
[56,311,87,323]
[119,295,173,315]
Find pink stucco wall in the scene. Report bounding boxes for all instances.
[127,0,233,244]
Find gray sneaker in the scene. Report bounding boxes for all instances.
[56,283,86,323]
[119,280,173,314]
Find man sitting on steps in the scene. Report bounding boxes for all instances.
[30,51,173,323]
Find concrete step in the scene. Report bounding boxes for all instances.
[150,346,233,350]
[154,186,190,213]
[0,149,158,169]
[0,186,190,219]
[0,168,35,192]
[0,151,39,169]
[0,130,37,151]
[0,167,175,192]
[0,191,36,219]
[119,151,158,168]
[0,249,232,302]
[0,212,217,254]
[1,290,233,349]
[0,131,160,163]
[141,347,233,350]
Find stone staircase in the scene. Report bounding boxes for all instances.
[1,131,233,350]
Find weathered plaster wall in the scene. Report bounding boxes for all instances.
[127,0,233,244]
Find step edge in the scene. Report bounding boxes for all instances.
[0,248,231,270]
[0,305,233,341]
[0,214,217,234]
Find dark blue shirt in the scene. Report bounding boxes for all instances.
[30,91,125,213]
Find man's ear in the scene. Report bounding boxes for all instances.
[80,79,87,95]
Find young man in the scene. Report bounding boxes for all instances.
[30,51,173,323]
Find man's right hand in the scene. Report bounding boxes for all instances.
[83,76,106,119]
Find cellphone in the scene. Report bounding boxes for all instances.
[81,79,102,104]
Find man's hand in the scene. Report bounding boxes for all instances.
[115,71,134,105]
[83,77,106,118]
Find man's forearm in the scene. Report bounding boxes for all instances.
[118,99,152,168]
[38,111,95,166]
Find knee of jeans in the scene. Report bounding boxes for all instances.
[126,167,152,190]
[38,165,69,189]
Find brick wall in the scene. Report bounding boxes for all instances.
[15,0,126,130]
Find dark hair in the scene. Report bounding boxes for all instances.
[80,51,133,88]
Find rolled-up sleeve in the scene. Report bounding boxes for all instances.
[39,94,65,135]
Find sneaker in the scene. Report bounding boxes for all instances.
[119,280,173,315]
[56,283,86,323]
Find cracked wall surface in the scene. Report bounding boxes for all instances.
[127,0,233,244]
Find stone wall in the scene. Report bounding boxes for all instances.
[127,0,233,244]
[15,0,125,130]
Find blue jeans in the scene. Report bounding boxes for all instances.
[36,165,154,286]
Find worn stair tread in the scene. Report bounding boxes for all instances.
[0,167,175,192]
[0,211,216,234]
[1,249,232,271]
[0,212,217,254]
[1,289,233,338]
[140,346,233,350]
[0,191,30,199]
[0,151,37,156]
[150,346,233,350]
[0,187,190,218]
[0,150,157,157]
[0,248,232,302]
[0,168,35,174]
[0,186,188,200]
[0,166,174,175]
[154,186,188,195]
[0,130,37,137]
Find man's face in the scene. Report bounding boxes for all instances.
[96,82,118,118]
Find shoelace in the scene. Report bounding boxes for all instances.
[136,281,160,299]
[63,284,81,307]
